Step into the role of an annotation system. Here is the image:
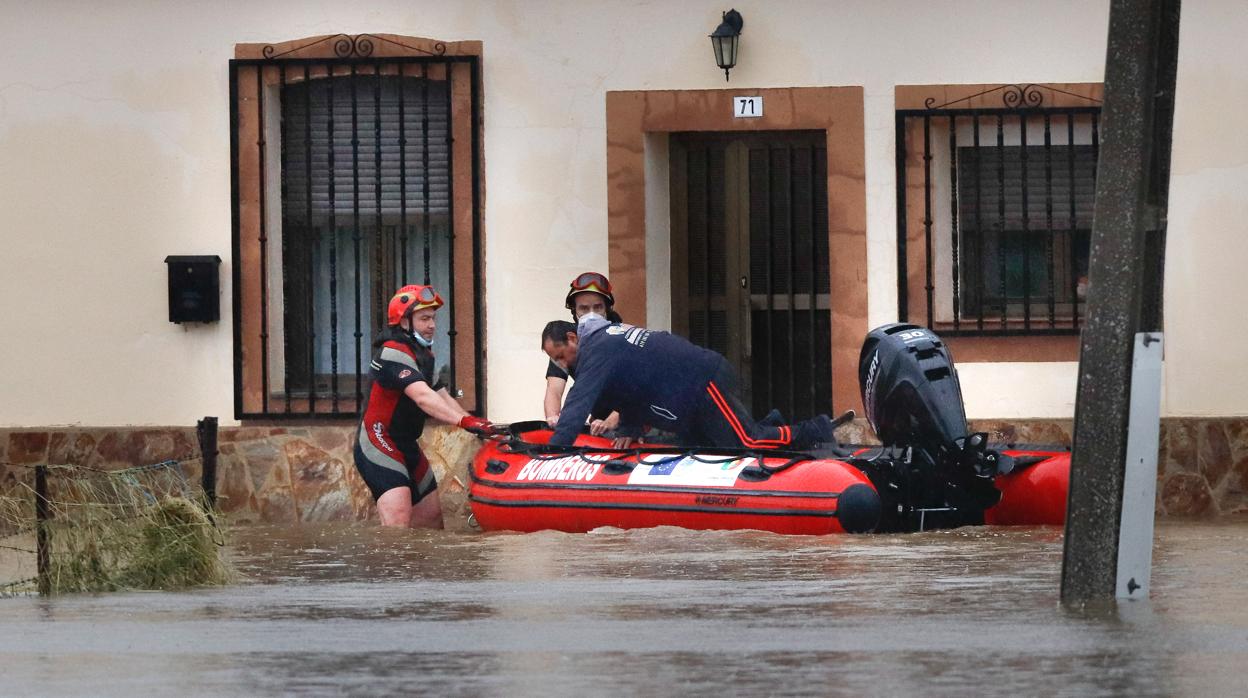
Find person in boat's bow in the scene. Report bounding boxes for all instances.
[543,271,624,436]
[541,315,838,450]
[353,284,496,528]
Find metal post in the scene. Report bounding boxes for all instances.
[197,417,219,509]
[1060,0,1180,605]
[1116,332,1164,598]
[35,465,50,596]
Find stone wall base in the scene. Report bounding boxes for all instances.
[0,424,480,530]
[3,418,1246,523]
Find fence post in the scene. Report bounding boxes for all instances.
[197,417,218,509]
[35,465,50,596]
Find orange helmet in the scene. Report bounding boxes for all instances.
[564,271,615,310]
[387,284,444,325]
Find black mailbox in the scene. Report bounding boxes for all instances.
[165,255,221,323]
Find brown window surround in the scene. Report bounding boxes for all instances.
[896,83,1103,363]
[605,87,868,414]
[231,34,485,420]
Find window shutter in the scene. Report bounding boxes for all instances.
[282,75,450,219]
[958,145,1096,231]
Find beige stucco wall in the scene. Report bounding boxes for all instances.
[0,0,1243,427]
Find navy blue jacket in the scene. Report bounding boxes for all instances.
[549,318,722,445]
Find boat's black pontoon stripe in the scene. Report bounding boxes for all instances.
[469,471,842,499]
[468,495,840,518]
[997,444,1071,453]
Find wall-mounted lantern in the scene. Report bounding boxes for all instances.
[709,9,744,81]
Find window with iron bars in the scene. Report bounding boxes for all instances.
[896,84,1102,337]
[230,34,483,419]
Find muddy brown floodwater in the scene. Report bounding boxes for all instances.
[1,520,1246,696]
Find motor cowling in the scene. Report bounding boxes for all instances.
[858,323,968,452]
[854,323,1006,530]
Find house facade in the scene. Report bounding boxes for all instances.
[2,1,1244,521]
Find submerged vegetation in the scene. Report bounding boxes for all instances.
[0,463,231,595]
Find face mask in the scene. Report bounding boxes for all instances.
[578,311,604,324]
[411,330,433,348]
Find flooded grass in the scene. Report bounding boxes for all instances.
[1,464,231,595]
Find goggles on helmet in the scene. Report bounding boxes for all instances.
[412,286,439,304]
[565,271,615,310]
[571,272,611,292]
[387,284,444,325]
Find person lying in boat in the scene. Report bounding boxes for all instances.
[354,284,497,529]
[541,316,837,450]
[543,271,624,436]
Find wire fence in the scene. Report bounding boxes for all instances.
[0,417,228,596]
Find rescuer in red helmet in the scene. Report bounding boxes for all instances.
[354,284,494,528]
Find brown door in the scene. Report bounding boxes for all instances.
[670,131,832,421]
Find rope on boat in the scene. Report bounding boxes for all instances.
[481,409,858,474]
[486,425,817,475]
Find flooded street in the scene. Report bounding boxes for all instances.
[2,521,1246,696]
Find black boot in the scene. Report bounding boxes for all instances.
[791,414,836,450]
[758,408,785,427]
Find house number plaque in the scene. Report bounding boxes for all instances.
[733,96,763,118]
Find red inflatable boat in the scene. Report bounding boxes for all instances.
[469,322,1072,535]
[983,448,1071,526]
[468,426,883,535]
[467,422,1070,535]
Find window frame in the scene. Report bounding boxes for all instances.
[894,83,1103,362]
[229,34,485,419]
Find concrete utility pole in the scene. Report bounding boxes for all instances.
[1060,0,1180,605]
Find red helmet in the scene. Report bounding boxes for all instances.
[564,271,615,310]
[387,284,444,325]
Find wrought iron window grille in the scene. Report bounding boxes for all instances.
[262,33,449,60]
[896,84,1103,336]
[230,41,482,419]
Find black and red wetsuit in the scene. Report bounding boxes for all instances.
[353,329,439,503]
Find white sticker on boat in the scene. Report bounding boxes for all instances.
[516,455,605,482]
[626,456,753,487]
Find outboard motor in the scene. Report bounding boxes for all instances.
[860,324,967,455]
[855,323,1005,531]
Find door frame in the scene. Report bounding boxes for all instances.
[605,86,867,414]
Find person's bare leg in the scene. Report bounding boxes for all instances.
[376,487,413,527]
[408,493,444,529]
